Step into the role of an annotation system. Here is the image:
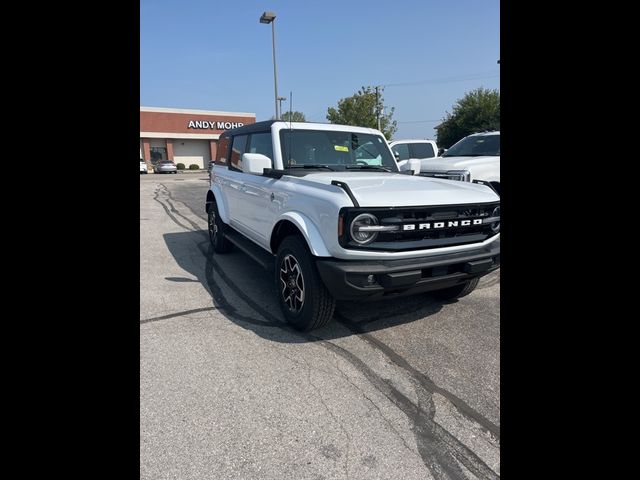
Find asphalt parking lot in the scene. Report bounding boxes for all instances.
[140,173,500,480]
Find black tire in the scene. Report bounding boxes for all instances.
[275,235,335,331]
[432,277,480,300]
[208,202,233,253]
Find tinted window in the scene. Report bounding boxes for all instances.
[391,143,410,161]
[230,135,248,170]
[410,143,435,159]
[216,135,230,165]
[444,134,500,157]
[247,132,273,160]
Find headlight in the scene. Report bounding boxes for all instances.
[350,213,380,245]
[445,170,471,182]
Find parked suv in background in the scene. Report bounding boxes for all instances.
[205,121,500,331]
[388,139,438,163]
[140,160,148,174]
[420,131,500,195]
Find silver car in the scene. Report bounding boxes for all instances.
[153,161,177,174]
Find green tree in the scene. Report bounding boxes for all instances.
[436,87,500,148]
[281,111,306,122]
[326,86,397,140]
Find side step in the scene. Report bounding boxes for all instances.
[223,228,275,271]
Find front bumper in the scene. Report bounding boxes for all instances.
[315,238,500,301]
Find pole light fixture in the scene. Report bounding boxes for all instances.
[259,11,280,119]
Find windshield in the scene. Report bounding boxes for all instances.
[443,134,500,157]
[279,129,398,172]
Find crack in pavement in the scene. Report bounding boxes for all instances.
[140,306,219,325]
[334,312,500,442]
[302,355,351,480]
[333,360,423,462]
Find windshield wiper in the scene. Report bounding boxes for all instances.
[345,165,392,172]
[286,164,336,171]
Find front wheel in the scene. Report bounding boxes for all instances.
[275,236,335,331]
[208,203,232,253]
[432,277,479,300]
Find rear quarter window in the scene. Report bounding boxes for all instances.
[216,135,230,165]
[230,135,248,170]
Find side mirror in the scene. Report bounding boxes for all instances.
[408,158,421,175]
[399,158,421,175]
[242,153,272,174]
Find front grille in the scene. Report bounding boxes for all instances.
[339,202,500,251]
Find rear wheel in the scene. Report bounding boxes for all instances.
[275,236,335,331]
[208,202,232,253]
[432,277,479,300]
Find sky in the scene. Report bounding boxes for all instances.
[140,0,499,140]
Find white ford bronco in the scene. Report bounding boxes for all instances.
[206,121,500,331]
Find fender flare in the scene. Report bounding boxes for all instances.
[273,212,332,257]
[206,186,230,224]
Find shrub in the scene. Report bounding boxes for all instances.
[176,163,186,170]
[188,164,199,170]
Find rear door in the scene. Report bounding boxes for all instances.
[223,134,249,230]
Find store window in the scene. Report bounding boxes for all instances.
[150,147,167,165]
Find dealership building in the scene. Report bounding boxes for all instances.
[140,106,256,170]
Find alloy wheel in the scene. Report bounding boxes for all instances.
[279,254,305,313]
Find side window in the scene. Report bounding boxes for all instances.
[391,143,410,161]
[410,143,435,159]
[247,132,274,161]
[354,141,383,165]
[230,135,248,170]
[215,135,230,165]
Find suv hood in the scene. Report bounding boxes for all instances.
[421,155,499,171]
[295,172,499,206]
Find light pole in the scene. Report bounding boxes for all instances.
[260,11,280,119]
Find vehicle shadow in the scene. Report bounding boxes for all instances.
[162,231,449,342]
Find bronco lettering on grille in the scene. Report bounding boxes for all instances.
[402,219,483,231]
